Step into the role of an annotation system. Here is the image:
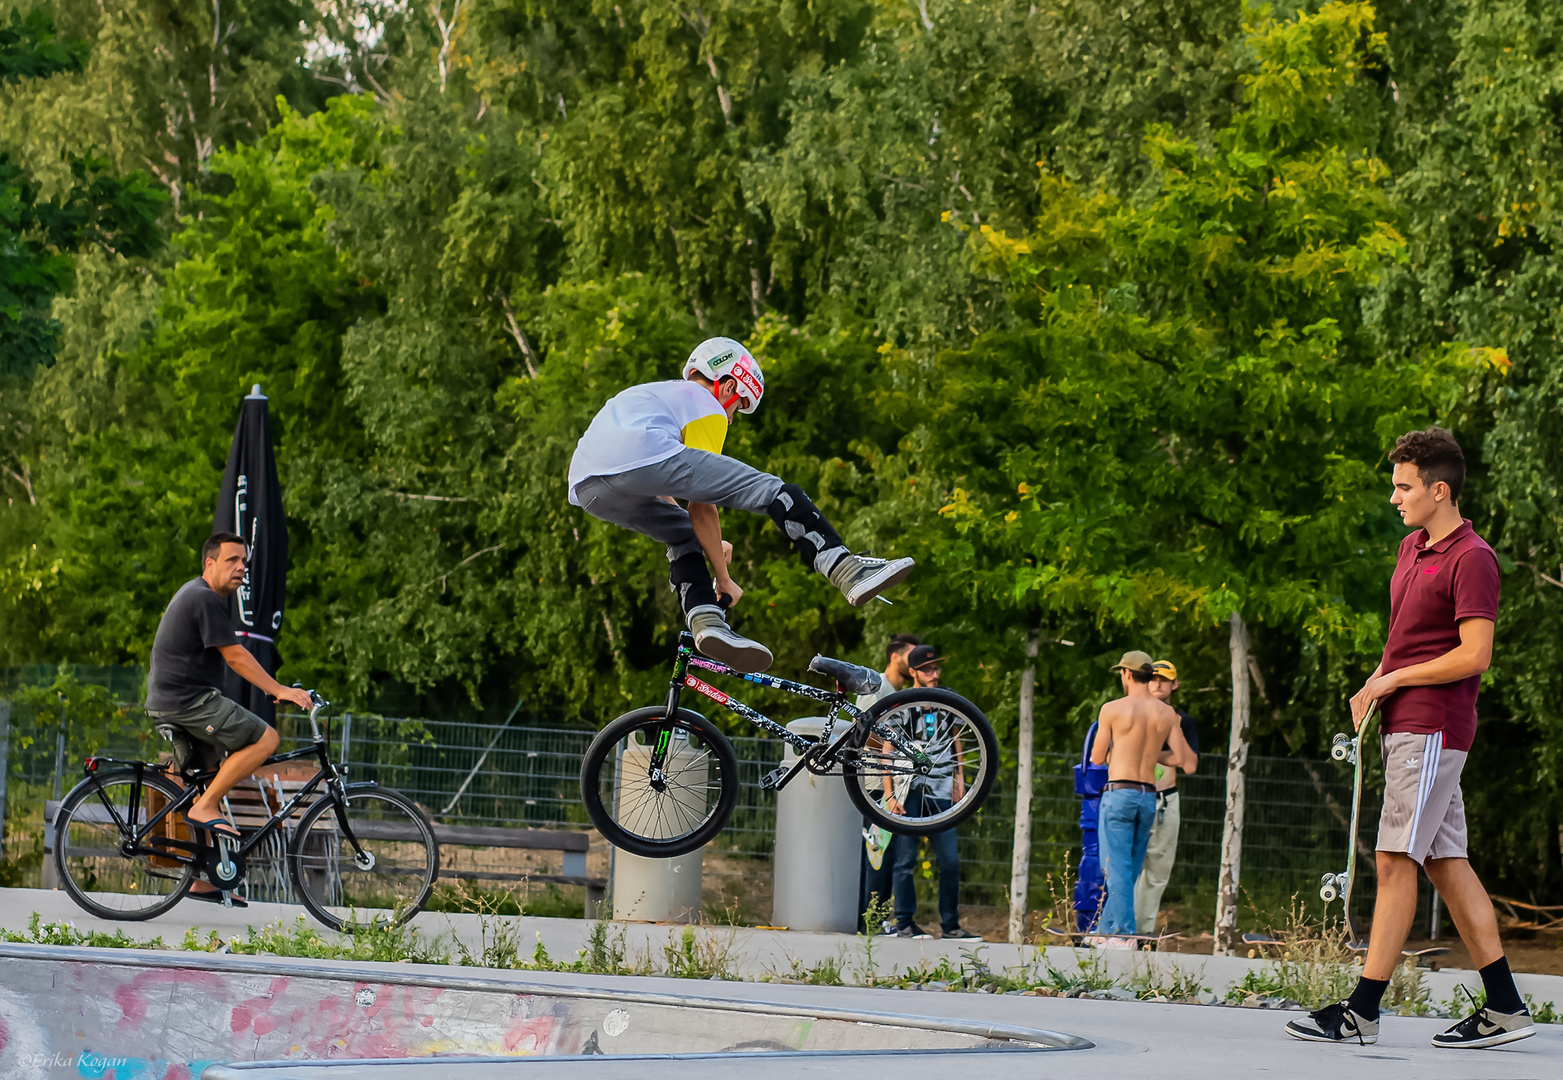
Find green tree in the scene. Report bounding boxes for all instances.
[876,1,1499,947]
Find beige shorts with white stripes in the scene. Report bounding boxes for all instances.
[1376,730,1468,863]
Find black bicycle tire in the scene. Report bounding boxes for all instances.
[580,706,739,858]
[843,688,999,837]
[287,782,439,931]
[54,768,196,921]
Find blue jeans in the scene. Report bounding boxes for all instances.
[892,797,961,932]
[1097,788,1157,936]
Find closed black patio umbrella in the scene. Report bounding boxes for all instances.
[213,384,287,725]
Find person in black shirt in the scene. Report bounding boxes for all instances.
[147,533,312,861]
[1133,659,1200,936]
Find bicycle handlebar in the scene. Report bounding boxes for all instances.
[294,683,331,742]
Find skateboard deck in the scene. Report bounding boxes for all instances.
[863,825,892,871]
[1044,927,1181,947]
[1320,702,1378,948]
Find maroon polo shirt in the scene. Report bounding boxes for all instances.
[1379,519,1500,752]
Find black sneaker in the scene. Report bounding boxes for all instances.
[1285,1002,1379,1044]
[1431,1006,1535,1049]
[895,923,931,939]
[940,926,980,940]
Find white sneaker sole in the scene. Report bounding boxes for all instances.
[844,558,915,606]
[1431,1025,1536,1049]
[693,631,773,673]
[1285,1023,1377,1045]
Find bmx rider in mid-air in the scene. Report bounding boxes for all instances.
[567,337,913,672]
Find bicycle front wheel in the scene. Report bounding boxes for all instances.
[844,688,999,836]
[54,768,196,920]
[580,707,738,858]
[288,783,439,931]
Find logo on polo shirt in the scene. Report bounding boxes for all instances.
[1423,565,1441,574]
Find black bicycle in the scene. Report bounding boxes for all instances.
[53,690,439,930]
[579,633,999,858]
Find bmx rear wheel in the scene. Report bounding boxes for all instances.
[55,769,197,920]
[844,688,998,836]
[580,707,738,858]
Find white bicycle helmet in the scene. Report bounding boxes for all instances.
[682,336,765,414]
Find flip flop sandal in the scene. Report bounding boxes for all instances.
[187,890,247,908]
[186,814,241,840]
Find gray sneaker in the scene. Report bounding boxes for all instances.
[687,607,773,673]
[828,553,915,607]
[1431,1005,1535,1049]
[1284,1002,1379,1045]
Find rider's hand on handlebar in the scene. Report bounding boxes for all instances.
[715,573,743,610]
[274,685,314,712]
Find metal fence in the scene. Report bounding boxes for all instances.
[2,697,1384,930]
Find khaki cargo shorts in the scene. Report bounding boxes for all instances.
[1377,730,1468,863]
[154,691,270,755]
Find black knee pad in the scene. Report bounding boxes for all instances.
[668,551,718,613]
[766,483,844,566]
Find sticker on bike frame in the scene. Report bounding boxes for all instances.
[688,655,815,694]
[683,675,730,705]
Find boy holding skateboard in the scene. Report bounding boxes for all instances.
[1286,427,1534,1048]
[568,337,914,672]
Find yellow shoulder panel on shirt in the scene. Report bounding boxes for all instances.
[681,413,727,455]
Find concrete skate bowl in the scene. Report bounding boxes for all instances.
[0,942,1088,1078]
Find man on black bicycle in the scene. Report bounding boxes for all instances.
[567,337,913,672]
[145,532,313,902]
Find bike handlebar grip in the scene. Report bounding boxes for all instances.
[716,592,733,610]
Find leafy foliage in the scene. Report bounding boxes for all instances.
[2,0,1563,901]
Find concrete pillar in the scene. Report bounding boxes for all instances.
[771,717,860,932]
[610,738,704,922]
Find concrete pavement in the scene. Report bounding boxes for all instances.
[6,886,1561,1008]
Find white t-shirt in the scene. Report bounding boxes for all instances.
[567,380,728,505]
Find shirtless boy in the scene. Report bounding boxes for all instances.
[1090,650,1195,940]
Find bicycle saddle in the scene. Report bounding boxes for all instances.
[808,655,882,696]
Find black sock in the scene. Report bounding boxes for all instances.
[1346,976,1389,1021]
[668,551,718,614]
[1478,956,1526,1015]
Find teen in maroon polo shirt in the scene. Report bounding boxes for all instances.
[1287,428,1534,1049]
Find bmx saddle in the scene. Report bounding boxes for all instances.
[808,655,881,696]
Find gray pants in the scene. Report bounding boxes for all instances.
[574,448,784,562]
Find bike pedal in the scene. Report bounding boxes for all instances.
[760,752,814,792]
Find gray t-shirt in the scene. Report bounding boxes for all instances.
[146,578,236,712]
[857,676,955,802]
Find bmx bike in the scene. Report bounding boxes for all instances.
[579,632,999,858]
[51,690,439,930]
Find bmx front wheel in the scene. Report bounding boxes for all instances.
[843,688,999,836]
[580,707,738,858]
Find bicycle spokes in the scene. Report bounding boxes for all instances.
[853,701,990,829]
[609,720,726,845]
[55,771,196,918]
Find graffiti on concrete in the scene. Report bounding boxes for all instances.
[1,958,567,1078]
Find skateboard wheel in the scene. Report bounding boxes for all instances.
[1331,743,1349,761]
[1320,883,1337,902]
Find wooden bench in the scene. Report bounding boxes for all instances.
[356,819,607,917]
